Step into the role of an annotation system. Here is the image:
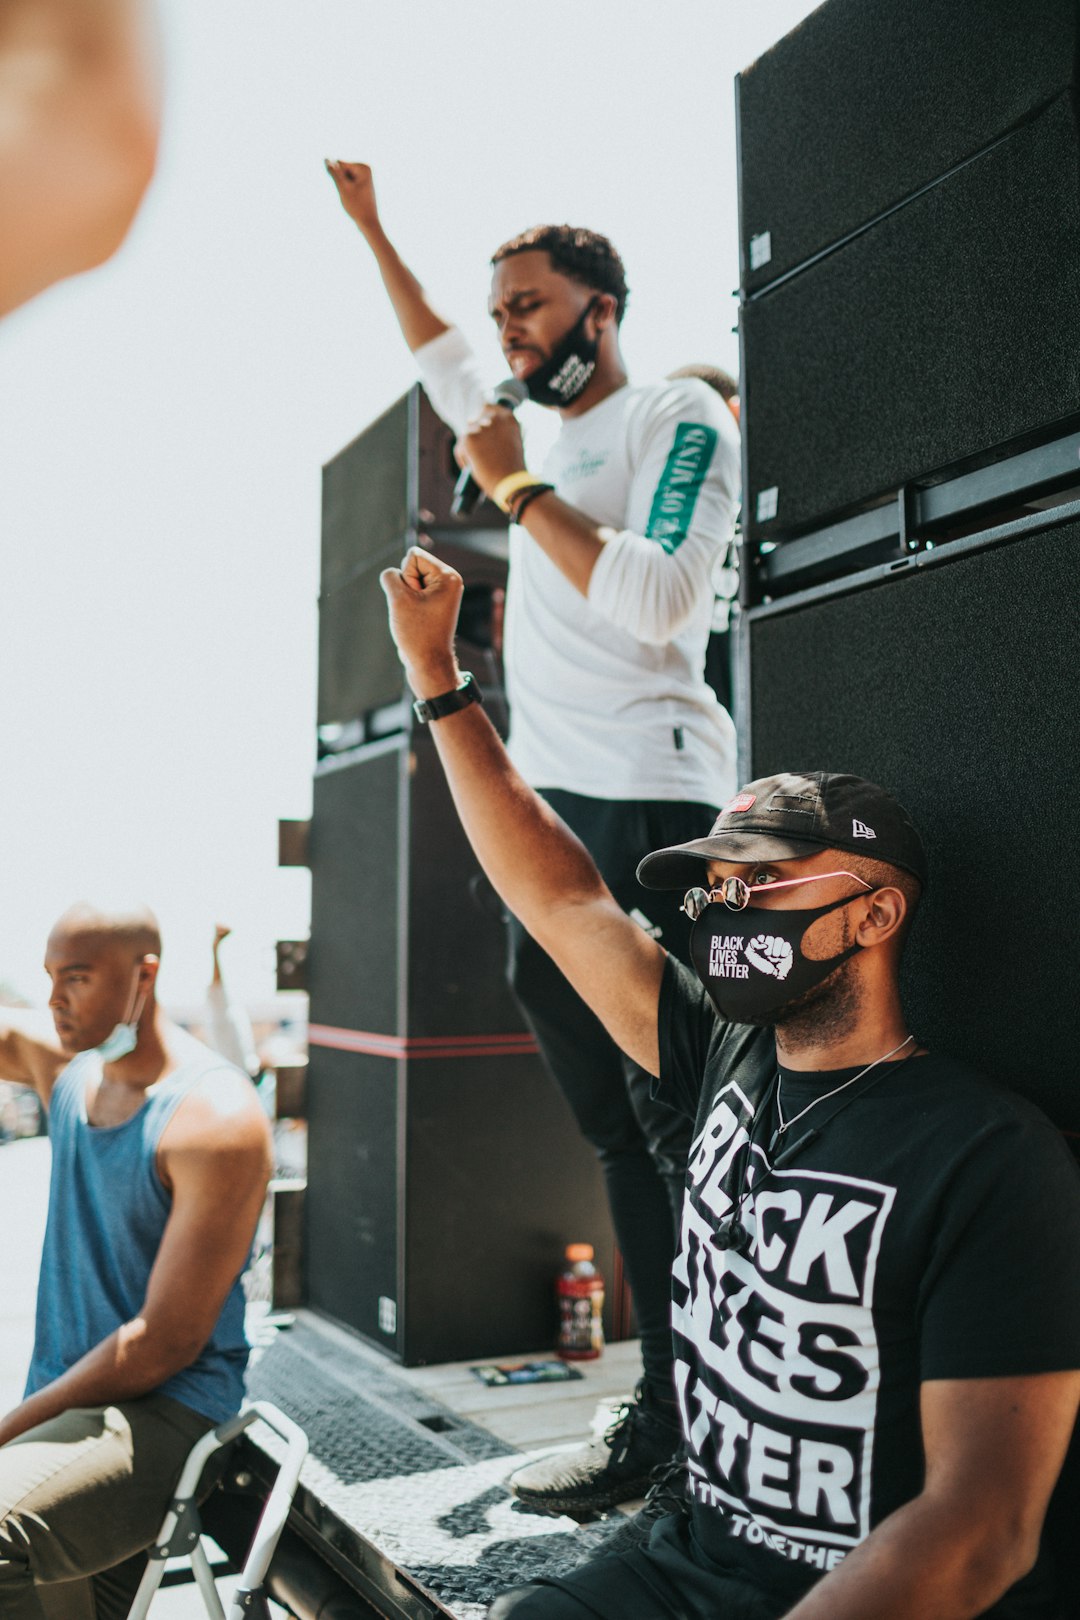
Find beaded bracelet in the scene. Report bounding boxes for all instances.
[509,482,555,522]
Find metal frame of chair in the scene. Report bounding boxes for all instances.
[127,1400,308,1620]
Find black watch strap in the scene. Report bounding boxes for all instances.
[412,671,484,725]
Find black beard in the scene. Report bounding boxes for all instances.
[739,916,864,1049]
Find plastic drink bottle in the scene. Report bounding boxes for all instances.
[556,1243,605,1360]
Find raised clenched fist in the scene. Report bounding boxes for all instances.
[380,545,463,699]
[324,160,381,235]
[744,935,794,981]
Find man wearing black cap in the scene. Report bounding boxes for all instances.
[381,545,1080,1620]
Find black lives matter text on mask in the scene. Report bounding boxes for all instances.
[708,934,751,980]
[672,1080,895,1565]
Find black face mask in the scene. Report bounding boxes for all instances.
[524,298,599,408]
[689,890,873,1023]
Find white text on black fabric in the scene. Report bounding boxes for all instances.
[673,1080,896,1555]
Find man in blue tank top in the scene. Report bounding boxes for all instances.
[0,901,272,1620]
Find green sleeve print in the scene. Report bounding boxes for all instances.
[644,422,719,553]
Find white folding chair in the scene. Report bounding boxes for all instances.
[127,1400,308,1620]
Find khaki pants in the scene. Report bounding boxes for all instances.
[0,1394,214,1620]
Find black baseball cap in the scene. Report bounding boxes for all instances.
[637,771,928,890]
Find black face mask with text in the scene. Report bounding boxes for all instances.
[524,298,600,408]
[689,890,874,1023]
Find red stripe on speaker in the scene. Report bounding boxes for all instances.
[309,1023,539,1060]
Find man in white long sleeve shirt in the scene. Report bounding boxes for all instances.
[328,162,740,1514]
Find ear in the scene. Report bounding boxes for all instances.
[137,955,160,995]
[590,291,618,332]
[854,887,908,949]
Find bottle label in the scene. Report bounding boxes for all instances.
[557,1281,605,1358]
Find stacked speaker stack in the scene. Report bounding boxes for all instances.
[735,0,1080,1145]
[737,0,1080,598]
[301,387,615,1365]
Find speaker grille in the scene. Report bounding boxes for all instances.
[742,94,1080,542]
[737,0,1078,292]
[747,516,1080,1135]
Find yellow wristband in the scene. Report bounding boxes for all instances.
[492,470,540,513]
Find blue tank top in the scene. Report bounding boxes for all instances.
[25,1038,251,1423]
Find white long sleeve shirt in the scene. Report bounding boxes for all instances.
[416,327,739,804]
[205,980,258,1077]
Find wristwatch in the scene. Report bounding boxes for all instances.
[412,672,484,725]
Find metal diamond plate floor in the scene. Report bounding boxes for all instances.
[244,1315,641,1617]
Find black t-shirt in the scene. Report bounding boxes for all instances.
[659,955,1080,1617]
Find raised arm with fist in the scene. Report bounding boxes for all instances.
[325,159,450,352]
[380,545,463,699]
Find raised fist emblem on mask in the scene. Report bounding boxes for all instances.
[745,935,794,981]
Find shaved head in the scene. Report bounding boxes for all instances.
[49,901,162,963]
[44,901,162,1054]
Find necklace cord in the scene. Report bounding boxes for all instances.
[774,1033,916,1138]
[718,1039,920,1251]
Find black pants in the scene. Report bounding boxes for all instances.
[507,790,716,1399]
[487,1513,780,1619]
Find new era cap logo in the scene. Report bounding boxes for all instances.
[852,819,876,839]
[724,793,757,813]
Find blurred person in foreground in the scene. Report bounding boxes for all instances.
[0,0,159,318]
[0,900,271,1620]
[328,159,740,1513]
[381,543,1080,1620]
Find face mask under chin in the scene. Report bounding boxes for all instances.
[93,970,147,1063]
[524,299,600,408]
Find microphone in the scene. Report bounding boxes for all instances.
[451,378,529,518]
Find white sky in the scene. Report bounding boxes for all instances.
[0,0,819,1009]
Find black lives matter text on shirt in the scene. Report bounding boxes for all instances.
[658,957,1080,1617]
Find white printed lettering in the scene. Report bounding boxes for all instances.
[753,1189,803,1272]
[687,1101,741,1187]
[796,1440,857,1525]
[747,1422,793,1510]
[787,1193,878,1297]
[713,1396,751,1478]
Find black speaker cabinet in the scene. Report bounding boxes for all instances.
[737,0,1078,294]
[319,386,509,732]
[735,503,1080,1145]
[740,91,1080,550]
[304,733,616,1364]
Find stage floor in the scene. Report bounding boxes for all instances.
[326,1310,644,1451]
[242,1310,648,1618]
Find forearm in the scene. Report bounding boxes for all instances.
[518,491,713,642]
[382,546,665,1071]
[357,222,450,352]
[206,984,257,1074]
[406,654,607,939]
[783,1494,1032,1620]
[0,1014,64,1096]
[515,490,604,595]
[586,526,718,643]
[0,1315,201,1443]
